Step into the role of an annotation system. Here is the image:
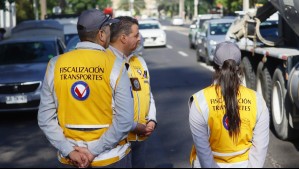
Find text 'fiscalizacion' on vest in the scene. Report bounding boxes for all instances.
[59,66,104,80]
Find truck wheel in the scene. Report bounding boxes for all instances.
[189,40,194,49]
[256,62,272,111]
[205,49,212,65]
[241,57,256,90]
[196,46,202,62]
[272,67,288,140]
[271,67,296,140]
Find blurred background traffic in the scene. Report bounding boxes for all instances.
[1,0,299,168]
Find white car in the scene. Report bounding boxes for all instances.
[172,16,184,26]
[139,20,167,47]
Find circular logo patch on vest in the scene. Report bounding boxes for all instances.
[133,79,140,89]
[71,81,90,101]
[223,114,229,130]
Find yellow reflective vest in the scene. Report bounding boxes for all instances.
[190,85,257,165]
[127,55,151,141]
[54,49,129,166]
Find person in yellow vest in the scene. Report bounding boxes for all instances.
[38,9,134,168]
[189,42,269,168]
[109,16,157,168]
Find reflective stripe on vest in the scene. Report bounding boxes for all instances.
[126,56,151,141]
[58,139,131,167]
[192,85,257,164]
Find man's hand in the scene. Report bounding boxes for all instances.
[68,150,89,168]
[133,123,147,135]
[145,121,156,136]
[74,146,96,163]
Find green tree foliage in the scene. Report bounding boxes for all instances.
[118,0,145,15]
[215,0,268,14]
[14,0,111,23]
[15,0,35,23]
[67,0,111,14]
[158,0,213,18]
[0,0,6,10]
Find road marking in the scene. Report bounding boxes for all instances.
[178,51,188,57]
[198,62,215,72]
[167,45,173,49]
[176,31,188,36]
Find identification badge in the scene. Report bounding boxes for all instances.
[130,78,141,91]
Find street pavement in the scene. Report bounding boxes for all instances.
[0,20,298,168]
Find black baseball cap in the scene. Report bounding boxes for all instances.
[77,9,119,32]
[213,41,241,67]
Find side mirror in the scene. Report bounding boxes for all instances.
[190,25,197,29]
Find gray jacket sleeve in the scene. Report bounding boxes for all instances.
[248,93,270,168]
[37,57,74,157]
[189,100,220,168]
[89,65,134,156]
[147,93,157,122]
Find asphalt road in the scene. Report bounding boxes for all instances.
[0,20,299,168]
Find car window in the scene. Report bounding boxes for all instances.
[139,23,160,30]
[65,33,78,45]
[198,19,209,28]
[210,22,232,35]
[0,41,57,65]
[65,35,80,52]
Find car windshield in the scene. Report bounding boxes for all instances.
[139,23,160,30]
[210,22,232,35]
[0,41,56,65]
[198,19,210,28]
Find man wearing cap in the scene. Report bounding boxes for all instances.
[38,9,134,168]
[189,41,269,168]
[108,16,157,168]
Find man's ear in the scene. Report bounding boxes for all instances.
[120,34,127,44]
[98,30,104,42]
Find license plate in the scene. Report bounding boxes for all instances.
[145,38,154,43]
[6,95,28,104]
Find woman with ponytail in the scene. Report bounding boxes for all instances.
[189,42,269,168]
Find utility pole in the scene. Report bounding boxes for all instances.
[33,0,38,20]
[8,1,14,28]
[130,0,134,16]
[194,0,198,19]
[179,0,184,18]
[243,0,250,12]
[40,0,47,20]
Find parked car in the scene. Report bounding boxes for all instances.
[196,18,234,64]
[0,20,65,112]
[172,16,184,26]
[139,20,166,47]
[189,14,221,49]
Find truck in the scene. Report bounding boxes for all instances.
[226,0,299,140]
